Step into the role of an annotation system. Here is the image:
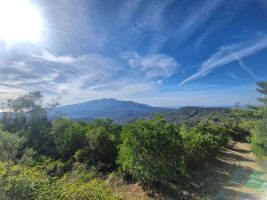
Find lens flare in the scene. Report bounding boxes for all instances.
[0,0,43,44]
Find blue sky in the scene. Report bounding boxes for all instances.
[0,0,267,107]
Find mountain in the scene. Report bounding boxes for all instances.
[50,98,168,124]
[144,107,231,124]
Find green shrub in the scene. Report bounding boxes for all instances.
[58,179,119,200]
[0,162,119,200]
[180,122,227,169]
[61,122,88,160]
[75,119,121,170]
[251,118,267,157]
[118,117,184,184]
[0,162,56,200]
[0,131,25,161]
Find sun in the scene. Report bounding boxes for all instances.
[0,0,43,44]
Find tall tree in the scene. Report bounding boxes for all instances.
[257,81,267,105]
[250,81,267,156]
[1,92,57,154]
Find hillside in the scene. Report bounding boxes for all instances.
[50,98,168,124]
[145,107,230,124]
[50,99,231,124]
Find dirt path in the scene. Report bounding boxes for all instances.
[213,142,267,200]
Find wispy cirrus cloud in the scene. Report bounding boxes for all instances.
[179,34,267,85]
[136,0,172,31]
[227,73,239,80]
[149,0,223,52]
[118,0,143,26]
[0,47,177,105]
[174,0,223,43]
[234,55,258,79]
[0,48,121,96]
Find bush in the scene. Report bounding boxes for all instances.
[61,122,88,160]
[0,162,119,200]
[48,118,74,158]
[251,116,267,157]
[0,162,56,200]
[180,122,228,169]
[225,125,249,141]
[0,131,25,161]
[118,117,184,184]
[75,119,121,171]
[58,179,119,200]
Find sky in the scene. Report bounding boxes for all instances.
[0,0,267,107]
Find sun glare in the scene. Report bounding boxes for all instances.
[0,0,43,44]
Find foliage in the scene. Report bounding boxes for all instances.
[0,162,55,200]
[257,81,267,104]
[58,179,119,200]
[250,81,267,157]
[251,107,267,157]
[0,131,25,161]
[75,119,121,170]
[0,92,55,155]
[118,117,184,184]
[0,162,119,200]
[47,118,74,158]
[180,121,228,169]
[60,121,88,160]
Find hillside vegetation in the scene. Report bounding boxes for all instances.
[0,81,266,199]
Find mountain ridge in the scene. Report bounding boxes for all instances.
[50,98,231,124]
[51,98,169,124]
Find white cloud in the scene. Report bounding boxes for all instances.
[179,34,267,85]
[149,0,223,52]
[136,0,172,31]
[174,0,223,43]
[0,49,122,99]
[227,73,239,80]
[39,50,76,65]
[234,55,258,79]
[0,48,160,105]
[121,51,179,78]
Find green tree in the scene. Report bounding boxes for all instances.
[1,92,57,155]
[0,131,25,161]
[75,119,121,171]
[61,122,88,160]
[251,81,267,156]
[180,121,228,169]
[47,118,74,158]
[118,117,184,184]
[257,81,267,104]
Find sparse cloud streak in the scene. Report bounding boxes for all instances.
[227,73,239,80]
[179,34,267,85]
[149,0,223,52]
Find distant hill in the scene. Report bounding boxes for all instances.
[144,107,231,124]
[50,98,168,124]
[2,99,231,124]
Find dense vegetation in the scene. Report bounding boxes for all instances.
[0,82,266,199]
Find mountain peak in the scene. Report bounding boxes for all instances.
[52,98,168,124]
